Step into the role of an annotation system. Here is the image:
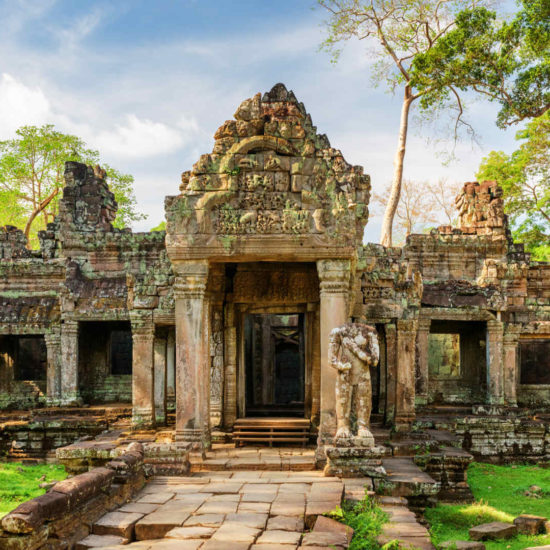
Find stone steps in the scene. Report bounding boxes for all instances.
[376,457,440,501]
[377,495,435,550]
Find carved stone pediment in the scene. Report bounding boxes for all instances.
[166,84,370,261]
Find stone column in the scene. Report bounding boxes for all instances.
[503,324,520,407]
[45,329,62,405]
[166,329,176,410]
[487,319,504,406]
[395,319,417,430]
[131,312,155,427]
[316,259,351,449]
[384,323,397,426]
[60,320,80,405]
[415,319,431,406]
[209,265,225,430]
[174,260,210,448]
[223,303,237,430]
[154,334,167,424]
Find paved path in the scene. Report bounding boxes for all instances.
[77,470,365,550]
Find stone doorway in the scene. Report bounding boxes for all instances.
[244,313,305,417]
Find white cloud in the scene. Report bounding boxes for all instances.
[0,73,52,139]
[88,115,187,159]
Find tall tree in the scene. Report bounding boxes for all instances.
[319,0,549,246]
[477,112,550,260]
[0,125,146,245]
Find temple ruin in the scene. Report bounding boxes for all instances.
[0,83,549,466]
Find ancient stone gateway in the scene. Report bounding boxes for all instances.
[0,83,549,467]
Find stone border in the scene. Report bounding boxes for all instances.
[0,442,145,550]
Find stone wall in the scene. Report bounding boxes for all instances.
[0,442,145,550]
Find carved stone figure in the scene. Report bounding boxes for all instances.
[329,323,379,446]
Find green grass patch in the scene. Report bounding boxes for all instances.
[426,462,550,550]
[0,462,67,518]
[327,493,389,549]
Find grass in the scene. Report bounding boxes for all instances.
[327,493,389,549]
[0,462,67,518]
[426,462,550,550]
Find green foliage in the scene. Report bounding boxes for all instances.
[0,125,146,246]
[150,220,166,231]
[411,1,550,127]
[327,492,389,549]
[0,462,67,518]
[426,462,550,550]
[477,113,549,259]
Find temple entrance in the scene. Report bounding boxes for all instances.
[244,313,305,417]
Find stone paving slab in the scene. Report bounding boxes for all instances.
[75,534,129,549]
[93,511,144,539]
[256,530,303,545]
[164,525,216,539]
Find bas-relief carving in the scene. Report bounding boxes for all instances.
[329,323,379,447]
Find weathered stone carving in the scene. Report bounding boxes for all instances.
[329,323,379,446]
[455,181,506,233]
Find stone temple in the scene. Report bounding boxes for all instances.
[0,85,549,547]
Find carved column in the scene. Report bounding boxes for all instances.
[174,260,210,448]
[60,320,80,405]
[209,265,225,430]
[223,303,237,430]
[45,329,62,405]
[395,319,417,430]
[415,319,431,406]
[154,334,167,424]
[316,259,351,450]
[384,323,397,426]
[166,329,176,410]
[131,311,155,426]
[503,324,520,407]
[486,319,504,405]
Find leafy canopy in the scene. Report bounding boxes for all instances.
[0,125,146,246]
[411,0,550,127]
[477,112,550,260]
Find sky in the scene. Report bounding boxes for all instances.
[0,0,521,242]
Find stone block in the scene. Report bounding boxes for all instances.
[134,512,188,540]
[513,514,547,535]
[266,515,304,532]
[469,522,517,541]
[225,512,268,529]
[75,534,129,549]
[301,530,349,548]
[201,541,251,550]
[165,526,216,539]
[183,514,225,527]
[211,523,261,543]
[93,511,144,539]
[313,515,353,544]
[256,530,302,545]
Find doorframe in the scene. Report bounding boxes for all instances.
[236,304,310,419]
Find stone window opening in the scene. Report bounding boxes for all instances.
[0,335,47,382]
[520,338,550,385]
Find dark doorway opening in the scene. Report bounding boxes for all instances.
[244,313,305,417]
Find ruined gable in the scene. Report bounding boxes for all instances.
[165,83,370,260]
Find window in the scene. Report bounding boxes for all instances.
[520,339,550,385]
[15,336,47,381]
[428,333,461,379]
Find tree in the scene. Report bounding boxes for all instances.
[319,0,549,246]
[477,112,550,260]
[373,178,461,244]
[0,125,146,246]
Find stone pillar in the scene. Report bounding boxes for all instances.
[131,312,155,427]
[209,265,225,430]
[154,334,167,424]
[223,303,237,430]
[166,329,176,410]
[503,324,520,407]
[45,329,62,405]
[415,319,431,406]
[174,260,210,448]
[395,319,417,430]
[487,319,504,405]
[316,259,351,449]
[60,320,80,405]
[384,323,397,426]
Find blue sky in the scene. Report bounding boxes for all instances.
[0,0,521,241]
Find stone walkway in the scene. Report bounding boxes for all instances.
[77,470,368,550]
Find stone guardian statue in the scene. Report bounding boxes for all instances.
[329,323,379,447]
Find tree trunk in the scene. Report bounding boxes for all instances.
[380,88,414,247]
[23,188,59,240]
